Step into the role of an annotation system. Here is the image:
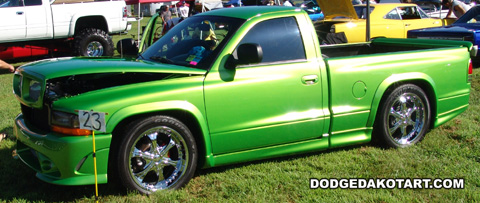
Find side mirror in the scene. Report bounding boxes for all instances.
[225,43,263,70]
[116,38,139,56]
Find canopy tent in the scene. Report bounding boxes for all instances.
[125,0,222,12]
[124,0,222,42]
[125,0,173,4]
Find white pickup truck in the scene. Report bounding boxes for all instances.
[0,0,130,57]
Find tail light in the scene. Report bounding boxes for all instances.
[468,59,473,83]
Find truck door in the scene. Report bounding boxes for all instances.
[204,17,327,155]
[0,0,26,42]
[24,0,49,39]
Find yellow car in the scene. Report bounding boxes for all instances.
[315,0,448,43]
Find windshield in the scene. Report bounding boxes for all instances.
[456,5,480,24]
[142,15,244,70]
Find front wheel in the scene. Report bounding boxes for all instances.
[116,116,197,194]
[375,84,431,148]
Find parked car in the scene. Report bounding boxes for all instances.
[0,0,131,60]
[408,5,480,64]
[314,2,449,43]
[13,6,474,194]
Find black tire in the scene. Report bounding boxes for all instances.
[374,84,431,148]
[116,116,197,194]
[74,28,114,57]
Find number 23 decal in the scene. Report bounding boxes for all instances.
[79,110,106,132]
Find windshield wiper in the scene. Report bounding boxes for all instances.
[150,56,174,64]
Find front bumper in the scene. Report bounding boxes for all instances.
[14,113,112,185]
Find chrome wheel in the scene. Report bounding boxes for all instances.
[128,126,189,192]
[375,84,430,148]
[86,41,104,57]
[387,93,426,145]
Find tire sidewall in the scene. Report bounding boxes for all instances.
[116,115,197,194]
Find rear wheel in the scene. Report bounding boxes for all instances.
[375,84,431,148]
[74,28,114,57]
[116,116,197,194]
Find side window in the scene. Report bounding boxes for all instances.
[2,0,24,7]
[398,6,421,20]
[237,17,306,63]
[24,0,41,6]
[417,6,429,19]
[385,9,401,20]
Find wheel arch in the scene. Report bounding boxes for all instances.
[71,16,109,36]
[107,101,214,176]
[366,73,438,130]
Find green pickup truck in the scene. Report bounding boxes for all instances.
[13,6,474,194]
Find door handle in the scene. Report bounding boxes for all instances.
[405,23,411,26]
[16,11,24,15]
[301,75,319,85]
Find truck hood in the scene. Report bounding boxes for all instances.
[15,57,207,106]
[315,0,358,20]
[19,57,207,80]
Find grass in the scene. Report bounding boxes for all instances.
[1,44,480,202]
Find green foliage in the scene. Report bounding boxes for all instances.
[1,58,479,201]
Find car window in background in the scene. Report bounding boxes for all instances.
[398,6,422,20]
[24,0,41,6]
[237,17,306,63]
[1,0,23,7]
[385,8,401,19]
[354,6,375,19]
[417,6,430,19]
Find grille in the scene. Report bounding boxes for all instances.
[21,104,50,132]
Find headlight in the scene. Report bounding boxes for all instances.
[51,111,79,128]
[28,80,42,102]
[13,74,22,96]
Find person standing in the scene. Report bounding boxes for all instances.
[283,0,292,6]
[160,5,172,25]
[160,5,172,35]
[443,0,471,18]
[179,2,189,18]
[0,60,14,73]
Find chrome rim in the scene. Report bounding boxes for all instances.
[128,126,188,192]
[387,93,426,145]
[86,41,104,57]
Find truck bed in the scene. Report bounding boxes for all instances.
[320,38,473,59]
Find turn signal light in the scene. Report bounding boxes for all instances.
[52,125,91,136]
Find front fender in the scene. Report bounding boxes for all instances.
[106,100,215,167]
